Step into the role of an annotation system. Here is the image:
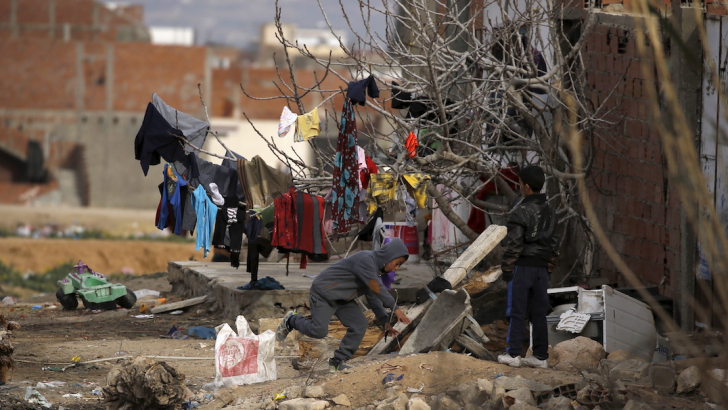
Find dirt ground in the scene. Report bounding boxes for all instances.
[0,206,718,410]
[0,272,715,410]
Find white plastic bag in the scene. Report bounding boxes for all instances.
[212,315,276,387]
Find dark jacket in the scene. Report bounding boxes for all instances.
[311,238,409,323]
[501,193,558,279]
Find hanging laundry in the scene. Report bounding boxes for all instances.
[272,187,328,263]
[209,183,224,206]
[245,210,274,284]
[191,185,217,258]
[237,155,293,208]
[152,93,209,153]
[401,173,430,209]
[294,107,320,142]
[347,75,380,106]
[212,196,246,268]
[157,164,187,235]
[405,132,419,158]
[222,149,246,200]
[134,93,207,177]
[331,99,360,234]
[279,106,298,138]
[356,207,384,249]
[181,156,238,233]
[366,173,397,214]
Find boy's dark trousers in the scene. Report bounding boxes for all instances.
[288,290,369,362]
[505,265,550,359]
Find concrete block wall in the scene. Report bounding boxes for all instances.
[581,19,682,297]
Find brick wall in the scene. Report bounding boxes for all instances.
[0,0,149,42]
[582,21,681,297]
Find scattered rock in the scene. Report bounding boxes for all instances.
[492,376,552,396]
[279,398,330,410]
[407,397,431,410]
[261,398,276,410]
[304,385,326,398]
[609,359,650,383]
[649,362,676,393]
[552,337,605,372]
[430,394,460,410]
[332,394,351,407]
[622,399,654,410]
[540,395,572,410]
[476,378,492,399]
[581,371,609,388]
[677,365,701,394]
[607,350,645,363]
[376,393,409,410]
[502,387,535,407]
[286,385,305,400]
[448,382,484,406]
[509,403,539,410]
[103,356,187,410]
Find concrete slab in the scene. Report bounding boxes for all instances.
[167,259,438,321]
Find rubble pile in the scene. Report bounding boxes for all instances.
[103,356,189,410]
[0,314,19,385]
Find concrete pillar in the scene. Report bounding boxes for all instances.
[48,0,56,39]
[676,9,701,331]
[204,47,213,118]
[76,42,85,141]
[10,0,18,39]
[106,44,114,112]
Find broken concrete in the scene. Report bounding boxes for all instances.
[429,394,460,410]
[622,400,654,410]
[407,397,431,410]
[331,394,351,406]
[303,385,326,398]
[503,386,536,407]
[168,260,434,321]
[399,289,472,354]
[278,398,330,410]
[609,359,650,383]
[376,393,409,410]
[649,362,676,393]
[103,356,188,410]
[676,365,701,394]
[540,395,572,410]
[552,336,606,372]
[509,403,540,410]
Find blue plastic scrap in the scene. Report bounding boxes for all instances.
[188,326,216,340]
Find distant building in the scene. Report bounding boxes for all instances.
[0,0,350,208]
[257,23,349,68]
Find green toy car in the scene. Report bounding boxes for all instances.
[55,260,137,310]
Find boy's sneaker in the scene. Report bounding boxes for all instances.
[497,354,522,368]
[275,311,297,342]
[329,357,353,372]
[521,356,548,369]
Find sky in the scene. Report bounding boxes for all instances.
[104,0,389,49]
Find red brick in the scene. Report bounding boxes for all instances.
[708,4,728,14]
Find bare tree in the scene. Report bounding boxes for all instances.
[195,0,614,282]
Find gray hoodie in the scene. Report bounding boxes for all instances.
[311,238,409,322]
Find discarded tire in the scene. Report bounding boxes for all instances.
[117,289,137,309]
[56,289,78,310]
[82,298,117,311]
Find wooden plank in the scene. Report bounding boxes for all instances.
[455,334,496,361]
[441,225,507,287]
[367,299,433,355]
[150,295,207,314]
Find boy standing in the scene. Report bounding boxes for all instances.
[276,238,412,371]
[498,165,559,369]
